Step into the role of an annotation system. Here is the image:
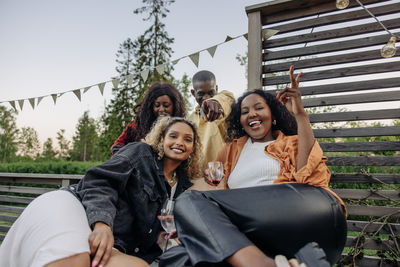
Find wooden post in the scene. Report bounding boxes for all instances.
[247,11,262,91]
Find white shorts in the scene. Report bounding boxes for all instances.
[0,190,91,267]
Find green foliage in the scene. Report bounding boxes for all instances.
[176,73,192,111]
[0,160,100,174]
[18,126,41,159]
[41,138,56,160]
[0,105,19,163]
[70,111,100,161]
[56,129,70,159]
[235,52,248,80]
[99,0,191,160]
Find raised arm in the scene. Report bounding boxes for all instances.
[276,66,315,170]
[201,90,235,122]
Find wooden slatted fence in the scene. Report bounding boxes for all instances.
[246,0,400,266]
[0,173,82,242]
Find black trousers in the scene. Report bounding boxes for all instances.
[159,183,347,267]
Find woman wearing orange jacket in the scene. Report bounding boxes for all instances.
[160,67,347,267]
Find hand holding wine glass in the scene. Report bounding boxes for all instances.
[204,161,224,187]
[159,199,176,235]
[158,199,177,251]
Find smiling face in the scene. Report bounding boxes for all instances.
[191,80,218,107]
[153,95,174,117]
[162,122,195,162]
[240,93,274,142]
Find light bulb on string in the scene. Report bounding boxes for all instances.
[336,0,349,9]
[381,36,398,58]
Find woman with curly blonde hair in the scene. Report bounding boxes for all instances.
[144,117,202,179]
[0,117,202,267]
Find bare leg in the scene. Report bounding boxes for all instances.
[226,245,276,267]
[105,249,150,267]
[45,252,90,267]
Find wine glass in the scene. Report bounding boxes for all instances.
[159,199,176,235]
[205,161,224,187]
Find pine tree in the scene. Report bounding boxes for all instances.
[70,111,100,161]
[132,0,175,98]
[42,138,56,159]
[0,106,19,163]
[99,0,192,159]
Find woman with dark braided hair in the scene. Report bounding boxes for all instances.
[111,82,187,155]
[159,66,347,267]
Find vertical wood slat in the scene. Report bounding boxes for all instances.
[248,11,263,91]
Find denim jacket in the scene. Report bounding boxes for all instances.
[68,142,193,263]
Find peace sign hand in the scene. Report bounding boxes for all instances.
[275,65,305,116]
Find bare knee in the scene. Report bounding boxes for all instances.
[45,252,90,267]
[105,250,149,267]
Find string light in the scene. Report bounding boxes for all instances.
[381,36,398,58]
[336,0,349,9]
[336,0,399,58]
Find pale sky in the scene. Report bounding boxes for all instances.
[0,0,263,145]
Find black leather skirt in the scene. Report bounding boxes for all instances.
[159,183,347,267]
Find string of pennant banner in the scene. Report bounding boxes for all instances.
[1,30,277,112]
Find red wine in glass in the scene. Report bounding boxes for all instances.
[207,161,224,187]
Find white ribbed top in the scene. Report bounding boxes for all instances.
[228,138,280,189]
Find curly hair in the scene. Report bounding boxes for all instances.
[226,89,298,141]
[144,117,203,179]
[133,82,187,142]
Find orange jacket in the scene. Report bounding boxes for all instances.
[216,131,347,216]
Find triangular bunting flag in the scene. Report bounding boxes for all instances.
[225,35,233,42]
[262,28,279,40]
[51,94,57,104]
[83,86,91,93]
[155,64,165,75]
[127,74,134,87]
[172,59,180,65]
[73,89,81,101]
[243,33,248,40]
[37,96,44,106]
[9,101,17,111]
[189,52,200,67]
[207,45,218,58]
[18,99,24,110]
[141,69,150,82]
[29,98,35,109]
[112,78,119,89]
[98,82,106,95]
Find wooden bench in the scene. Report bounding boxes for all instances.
[246,0,400,266]
[0,173,82,242]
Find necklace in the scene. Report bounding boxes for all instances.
[168,171,177,185]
